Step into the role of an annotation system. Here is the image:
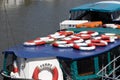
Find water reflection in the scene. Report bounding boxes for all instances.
[2,0,32,9]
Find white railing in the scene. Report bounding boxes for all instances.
[97,55,120,80]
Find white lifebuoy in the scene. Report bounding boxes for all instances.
[79,31,99,36]
[73,39,84,43]
[52,38,84,48]
[104,33,116,36]
[23,36,55,46]
[48,31,74,39]
[104,33,118,40]
[86,39,108,46]
[32,65,58,80]
[73,43,96,50]
[52,42,73,48]
[36,37,55,43]
[23,40,46,46]
[74,34,91,40]
[93,35,116,42]
[103,24,120,29]
[62,37,84,43]
[48,34,66,39]
[57,31,74,36]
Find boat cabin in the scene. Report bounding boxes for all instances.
[69,1,120,24]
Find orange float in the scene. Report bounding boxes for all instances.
[76,21,102,28]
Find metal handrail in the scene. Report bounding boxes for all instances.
[97,55,120,80]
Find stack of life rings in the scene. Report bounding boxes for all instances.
[23,31,74,46]
[23,30,119,51]
[52,31,119,50]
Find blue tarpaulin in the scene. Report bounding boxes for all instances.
[70,1,120,12]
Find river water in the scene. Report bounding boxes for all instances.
[0,0,108,79]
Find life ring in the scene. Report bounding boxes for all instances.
[93,35,116,43]
[32,65,58,80]
[103,33,118,40]
[103,24,120,29]
[104,33,116,36]
[73,43,96,50]
[79,31,99,36]
[35,37,55,43]
[48,34,66,39]
[48,31,74,39]
[23,40,46,46]
[86,39,108,46]
[62,37,84,43]
[52,42,73,48]
[52,38,84,48]
[57,31,74,36]
[75,34,91,40]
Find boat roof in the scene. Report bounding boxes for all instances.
[3,28,120,60]
[70,1,120,12]
[3,39,120,60]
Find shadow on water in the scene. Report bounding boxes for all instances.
[0,0,105,79]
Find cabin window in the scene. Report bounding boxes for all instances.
[3,54,14,74]
[112,11,120,21]
[70,11,86,20]
[70,11,112,23]
[77,58,95,76]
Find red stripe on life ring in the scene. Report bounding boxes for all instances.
[52,67,58,80]
[32,66,40,80]
[35,41,46,45]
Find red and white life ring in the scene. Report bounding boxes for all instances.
[93,35,116,43]
[74,34,91,40]
[32,66,58,80]
[35,37,55,43]
[23,40,46,46]
[48,31,74,39]
[48,34,66,39]
[79,31,99,36]
[73,43,96,50]
[24,36,55,46]
[103,24,120,29]
[86,39,108,46]
[56,31,74,36]
[52,41,74,48]
[62,37,84,43]
[52,38,84,48]
[103,33,118,39]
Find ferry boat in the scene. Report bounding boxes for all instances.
[1,1,120,80]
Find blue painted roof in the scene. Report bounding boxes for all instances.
[70,1,120,12]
